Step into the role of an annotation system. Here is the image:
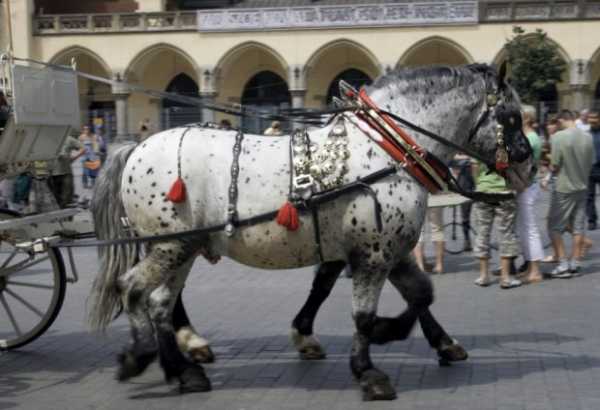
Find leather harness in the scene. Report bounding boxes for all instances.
[52,75,520,251]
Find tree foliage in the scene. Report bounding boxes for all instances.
[504,26,566,104]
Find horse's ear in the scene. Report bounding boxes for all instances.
[497,61,508,90]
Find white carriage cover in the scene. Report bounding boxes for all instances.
[0,63,80,170]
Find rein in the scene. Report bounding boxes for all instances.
[51,167,397,249]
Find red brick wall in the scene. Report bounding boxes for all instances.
[35,0,139,14]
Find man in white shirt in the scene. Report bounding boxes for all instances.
[576,109,591,132]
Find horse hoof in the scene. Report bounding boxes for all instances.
[290,329,327,360]
[359,369,397,401]
[179,366,212,393]
[189,345,215,364]
[116,350,157,381]
[438,339,468,363]
[299,345,327,361]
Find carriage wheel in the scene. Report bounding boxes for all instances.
[0,209,67,350]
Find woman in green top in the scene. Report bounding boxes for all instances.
[472,160,522,289]
[516,105,545,283]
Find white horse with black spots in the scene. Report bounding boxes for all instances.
[89,64,533,400]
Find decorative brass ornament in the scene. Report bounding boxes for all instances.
[291,116,352,192]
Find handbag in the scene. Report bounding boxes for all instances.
[84,159,101,170]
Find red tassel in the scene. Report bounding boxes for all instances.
[276,201,300,231]
[167,177,186,203]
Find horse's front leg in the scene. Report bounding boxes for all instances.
[290,259,466,366]
[350,262,399,401]
[290,260,345,360]
[173,292,215,364]
[387,258,468,366]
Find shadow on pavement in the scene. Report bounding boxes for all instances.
[1,326,595,401]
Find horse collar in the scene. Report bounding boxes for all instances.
[341,84,449,194]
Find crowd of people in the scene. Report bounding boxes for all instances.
[417,107,599,289]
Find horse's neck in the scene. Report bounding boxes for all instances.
[370,88,477,164]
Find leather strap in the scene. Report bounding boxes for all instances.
[354,89,448,194]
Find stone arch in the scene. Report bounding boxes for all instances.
[214,41,289,126]
[589,46,600,109]
[50,46,112,76]
[49,46,114,136]
[124,43,201,134]
[161,73,200,129]
[240,70,291,134]
[397,36,474,67]
[124,43,200,86]
[215,41,289,79]
[304,39,381,109]
[326,68,372,104]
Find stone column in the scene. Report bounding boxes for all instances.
[569,59,592,112]
[7,0,35,60]
[288,65,308,130]
[200,92,217,124]
[199,66,218,125]
[112,77,131,141]
[290,90,307,130]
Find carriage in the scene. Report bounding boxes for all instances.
[0,54,93,350]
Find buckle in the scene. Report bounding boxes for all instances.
[294,174,314,190]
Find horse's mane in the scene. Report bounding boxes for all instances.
[368,64,497,95]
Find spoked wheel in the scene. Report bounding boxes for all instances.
[443,221,469,255]
[0,209,67,350]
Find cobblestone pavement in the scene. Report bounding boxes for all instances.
[2,190,600,410]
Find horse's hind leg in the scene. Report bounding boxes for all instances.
[290,260,345,360]
[173,291,215,363]
[116,267,159,381]
[387,259,468,365]
[119,242,211,393]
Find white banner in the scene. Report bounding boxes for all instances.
[197,2,478,32]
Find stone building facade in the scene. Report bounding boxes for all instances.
[1,0,600,138]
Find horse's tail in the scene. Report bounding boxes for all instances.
[87,143,138,331]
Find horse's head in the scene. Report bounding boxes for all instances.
[467,63,534,192]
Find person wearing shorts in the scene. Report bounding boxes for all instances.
[547,110,596,277]
[472,161,522,289]
[413,206,445,274]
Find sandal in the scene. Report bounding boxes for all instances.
[500,278,522,289]
[474,277,492,287]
